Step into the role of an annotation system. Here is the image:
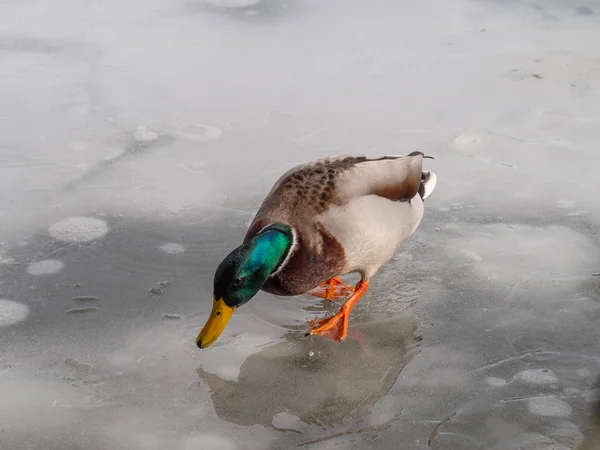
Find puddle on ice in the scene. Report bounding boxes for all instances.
[196,316,421,427]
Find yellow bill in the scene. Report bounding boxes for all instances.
[196,297,236,349]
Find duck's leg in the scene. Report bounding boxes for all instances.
[306,280,369,342]
[307,277,355,301]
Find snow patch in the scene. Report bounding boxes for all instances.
[49,217,109,243]
[528,397,572,417]
[0,300,30,326]
[26,259,65,276]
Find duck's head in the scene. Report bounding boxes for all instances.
[196,224,294,349]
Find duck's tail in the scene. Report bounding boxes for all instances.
[419,170,437,201]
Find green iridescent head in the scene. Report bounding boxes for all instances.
[196,223,294,349]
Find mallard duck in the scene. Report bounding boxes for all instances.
[196,152,437,348]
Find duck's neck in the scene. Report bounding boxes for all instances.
[249,224,295,277]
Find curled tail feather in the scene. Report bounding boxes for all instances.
[419,171,437,200]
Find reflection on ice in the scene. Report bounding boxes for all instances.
[197,316,421,427]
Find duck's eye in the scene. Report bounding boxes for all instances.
[233,277,245,288]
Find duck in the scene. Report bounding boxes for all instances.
[196,151,437,349]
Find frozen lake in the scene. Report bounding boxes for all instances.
[1,0,600,448]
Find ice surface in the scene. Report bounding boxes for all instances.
[2,0,600,449]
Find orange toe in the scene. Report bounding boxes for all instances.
[307,277,355,301]
[306,280,370,342]
[308,313,348,341]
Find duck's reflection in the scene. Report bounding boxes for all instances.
[197,314,421,427]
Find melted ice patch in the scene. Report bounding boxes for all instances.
[0,300,30,326]
[49,217,109,243]
[26,259,65,276]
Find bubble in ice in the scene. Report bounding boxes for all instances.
[515,369,558,384]
[159,243,185,255]
[528,397,572,417]
[26,259,65,276]
[133,126,159,142]
[0,300,30,326]
[49,217,109,243]
[174,124,223,143]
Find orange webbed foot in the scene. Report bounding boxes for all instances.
[306,280,369,342]
[307,314,348,341]
[307,277,355,301]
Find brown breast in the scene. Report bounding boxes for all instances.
[260,222,346,296]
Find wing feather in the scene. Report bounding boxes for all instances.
[245,152,428,238]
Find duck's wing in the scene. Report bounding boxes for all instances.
[246,152,433,238]
[330,152,431,205]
